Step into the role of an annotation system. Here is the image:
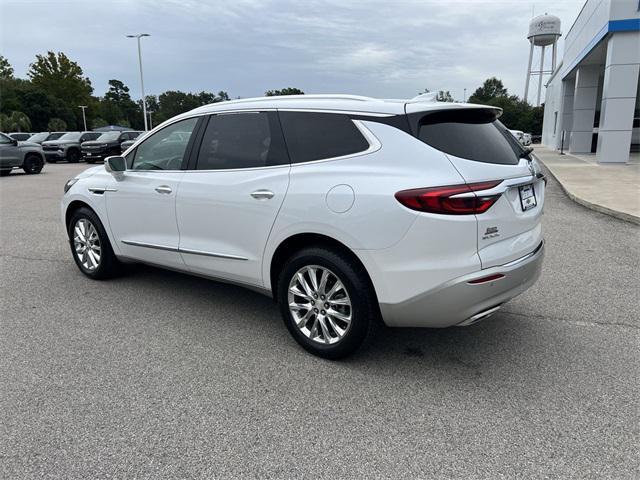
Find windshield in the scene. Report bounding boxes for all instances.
[58,132,82,141]
[28,132,48,143]
[97,132,121,142]
[416,109,526,165]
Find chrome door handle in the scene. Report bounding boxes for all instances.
[250,189,274,200]
[155,185,172,194]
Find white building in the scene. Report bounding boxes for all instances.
[542,0,639,163]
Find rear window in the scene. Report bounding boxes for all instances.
[279,112,369,163]
[416,109,523,165]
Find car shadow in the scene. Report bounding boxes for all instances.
[117,263,543,378]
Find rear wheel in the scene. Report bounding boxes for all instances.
[277,247,379,359]
[68,207,121,279]
[0,169,11,177]
[22,154,44,174]
[67,149,80,163]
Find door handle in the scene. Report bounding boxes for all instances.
[155,185,172,194]
[250,189,274,200]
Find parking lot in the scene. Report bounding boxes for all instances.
[1,162,638,478]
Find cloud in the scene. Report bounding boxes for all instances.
[0,0,584,101]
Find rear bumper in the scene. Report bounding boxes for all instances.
[379,241,544,327]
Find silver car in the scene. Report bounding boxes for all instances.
[0,132,46,176]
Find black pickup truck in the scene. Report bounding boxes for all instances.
[81,131,142,164]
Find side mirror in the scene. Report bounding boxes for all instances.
[10,138,18,146]
[105,156,126,174]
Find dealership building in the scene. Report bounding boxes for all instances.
[542,0,640,163]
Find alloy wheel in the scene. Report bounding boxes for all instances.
[287,265,352,344]
[73,218,101,271]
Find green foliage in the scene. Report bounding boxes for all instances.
[265,88,304,96]
[437,90,454,102]
[0,55,14,79]
[92,117,108,128]
[5,111,32,131]
[468,77,507,104]
[47,118,67,131]
[468,77,543,134]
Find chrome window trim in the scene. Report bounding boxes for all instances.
[289,118,382,167]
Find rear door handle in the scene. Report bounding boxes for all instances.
[155,185,172,194]
[250,189,274,200]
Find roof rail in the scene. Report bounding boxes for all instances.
[213,94,377,106]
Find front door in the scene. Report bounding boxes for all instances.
[106,117,200,270]
[176,111,290,286]
[0,133,20,169]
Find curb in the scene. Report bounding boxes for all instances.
[541,161,640,226]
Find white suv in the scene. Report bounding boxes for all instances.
[62,94,545,358]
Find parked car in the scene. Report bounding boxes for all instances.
[509,129,525,145]
[62,95,545,358]
[119,131,144,153]
[522,133,532,146]
[42,131,103,163]
[81,131,141,163]
[0,132,46,176]
[8,132,33,142]
[26,131,66,144]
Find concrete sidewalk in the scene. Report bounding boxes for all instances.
[534,146,640,225]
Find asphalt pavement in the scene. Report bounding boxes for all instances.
[1,162,638,479]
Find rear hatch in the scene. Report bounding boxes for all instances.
[406,104,545,268]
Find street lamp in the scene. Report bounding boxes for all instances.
[78,105,88,130]
[463,88,467,103]
[126,33,150,131]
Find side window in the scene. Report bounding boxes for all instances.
[278,112,370,163]
[0,133,13,144]
[195,111,288,170]
[132,117,198,171]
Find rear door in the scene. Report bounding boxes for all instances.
[176,111,290,286]
[407,105,545,268]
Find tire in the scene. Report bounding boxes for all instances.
[22,154,44,174]
[86,159,95,164]
[277,246,380,359]
[67,207,121,280]
[67,149,80,163]
[0,169,11,177]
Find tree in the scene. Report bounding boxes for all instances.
[0,55,14,79]
[92,117,108,128]
[437,90,454,102]
[265,87,304,96]
[468,77,508,104]
[3,111,32,132]
[28,52,93,128]
[102,79,141,128]
[47,118,67,131]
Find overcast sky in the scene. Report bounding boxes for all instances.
[1,0,584,102]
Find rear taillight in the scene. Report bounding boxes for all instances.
[395,180,503,215]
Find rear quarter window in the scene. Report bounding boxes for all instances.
[415,109,523,165]
[279,112,370,163]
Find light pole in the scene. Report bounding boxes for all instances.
[126,33,150,131]
[463,88,467,103]
[78,105,88,130]
[148,110,154,130]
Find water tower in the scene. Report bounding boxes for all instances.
[524,14,561,106]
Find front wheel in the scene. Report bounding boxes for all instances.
[277,247,379,359]
[67,149,80,163]
[68,207,121,279]
[23,154,44,174]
